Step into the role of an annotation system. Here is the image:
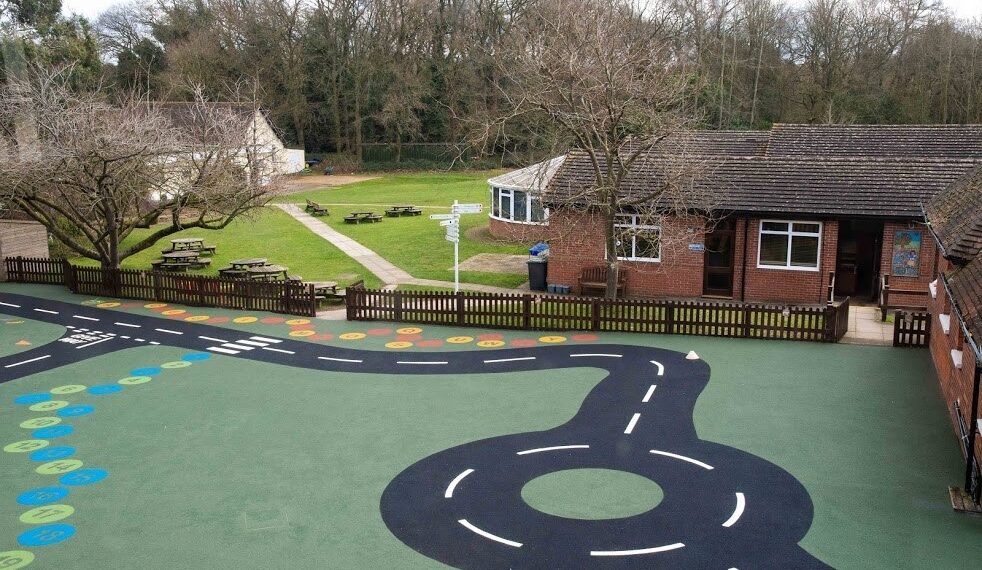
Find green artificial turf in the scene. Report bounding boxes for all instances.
[521,468,664,520]
[0,315,65,358]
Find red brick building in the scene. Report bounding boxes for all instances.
[491,125,982,306]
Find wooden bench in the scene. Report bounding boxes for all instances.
[330,279,364,301]
[385,205,422,217]
[305,199,330,216]
[578,266,627,297]
[161,244,217,255]
[344,212,383,224]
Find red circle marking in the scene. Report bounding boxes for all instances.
[571,334,599,342]
[416,339,444,348]
[261,316,286,324]
[510,339,538,348]
[367,328,392,336]
[206,316,230,324]
[477,333,505,341]
[290,323,315,331]
[396,334,423,342]
[309,334,334,341]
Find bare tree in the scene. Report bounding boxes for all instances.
[0,65,280,268]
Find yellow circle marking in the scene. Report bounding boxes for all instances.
[233,316,258,324]
[286,318,310,325]
[144,303,167,309]
[0,550,34,569]
[29,400,69,412]
[385,341,413,349]
[118,376,152,385]
[19,504,75,524]
[162,309,186,316]
[185,315,210,322]
[289,330,316,337]
[447,336,474,344]
[161,361,192,369]
[36,459,83,475]
[3,440,49,453]
[476,340,506,348]
[396,327,423,335]
[339,332,366,340]
[50,385,86,395]
[96,302,120,308]
[19,417,61,430]
[538,335,567,343]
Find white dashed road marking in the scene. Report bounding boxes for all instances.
[33,308,58,314]
[318,356,363,364]
[154,328,182,335]
[570,353,622,358]
[198,336,228,343]
[114,322,140,328]
[73,315,99,321]
[250,336,282,343]
[262,347,295,355]
[397,361,448,365]
[457,519,523,548]
[590,543,686,557]
[222,343,254,351]
[149,341,160,345]
[444,469,475,499]
[649,450,714,470]
[483,356,536,364]
[650,361,664,376]
[642,384,657,403]
[3,355,51,368]
[77,337,114,349]
[0,301,21,308]
[722,493,746,528]
[208,346,239,355]
[516,445,590,456]
[236,340,268,347]
[624,413,641,434]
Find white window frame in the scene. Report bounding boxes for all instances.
[756,219,822,272]
[489,186,549,225]
[614,214,661,263]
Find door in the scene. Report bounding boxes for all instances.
[703,220,735,297]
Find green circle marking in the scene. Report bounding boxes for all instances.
[0,550,34,569]
[50,385,87,395]
[20,504,75,524]
[161,361,191,369]
[118,376,152,385]
[19,417,61,430]
[36,459,83,475]
[3,440,49,453]
[520,468,664,520]
[29,400,69,412]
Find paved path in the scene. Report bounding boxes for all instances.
[276,204,523,294]
[840,305,893,346]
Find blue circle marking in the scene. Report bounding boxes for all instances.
[18,523,76,547]
[17,486,69,506]
[60,468,109,487]
[29,446,76,461]
[57,404,94,418]
[130,366,162,376]
[14,393,51,405]
[32,425,74,439]
[182,352,211,362]
[88,384,123,396]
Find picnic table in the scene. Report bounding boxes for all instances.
[344,211,383,224]
[230,258,268,269]
[151,250,211,271]
[305,199,329,216]
[309,281,338,297]
[247,264,289,281]
[163,238,217,255]
[385,205,422,217]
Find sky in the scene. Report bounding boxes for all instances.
[63,0,982,20]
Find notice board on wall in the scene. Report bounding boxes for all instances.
[891,230,922,277]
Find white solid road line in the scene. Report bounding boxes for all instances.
[236,340,268,347]
[33,308,58,314]
[397,361,449,365]
[4,354,51,368]
[198,336,229,343]
[114,322,140,328]
[73,315,99,321]
[77,337,114,349]
[624,413,641,434]
[516,444,590,456]
[483,356,536,364]
[590,543,686,557]
[649,449,714,470]
[650,360,665,376]
[250,336,282,343]
[722,493,746,528]
[154,328,182,335]
[444,468,475,498]
[318,356,363,363]
[134,338,145,342]
[642,384,657,403]
[457,519,523,548]
[570,353,622,358]
[262,347,295,355]
[208,346,239,355]
[149,341,160,345]
[0,301,21,308]
[222,343,254,351]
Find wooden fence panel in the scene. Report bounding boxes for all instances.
[893,310,931,347]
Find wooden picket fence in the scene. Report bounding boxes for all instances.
[892,309,931,347]
[3,257,316,316]
[347,287,849,342]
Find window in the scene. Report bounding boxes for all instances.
[614,214,661,262]
[489,186,548,224]
[757,220,821,271]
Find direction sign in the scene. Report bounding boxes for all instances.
[445,228,460,238]
[429,213,455,220]
[445,234,459,243]
[452,203,483,214]
[439,220,457,227]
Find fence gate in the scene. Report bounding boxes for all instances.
[892,309,931,347]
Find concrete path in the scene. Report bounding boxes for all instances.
[840,304,893,346]
[276,204,523,295]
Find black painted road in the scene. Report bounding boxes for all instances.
[0,292,831,569]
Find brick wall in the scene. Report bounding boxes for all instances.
[880,221,935,309]
[740,218,837,305]
[0,220,49,281]
[488,216,551,243]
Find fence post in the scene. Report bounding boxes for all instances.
[522,295,532,329]
[394,291,404,321]
[591,298,601,331]
[880,274,890,322]
[456,292,465,326]
[345,288,357,321]
[824,304,835,342]
[741,304,751,338]
[666,302,675,335]
[64,262,76,292]
[16,257,24,281]
[152,272,162,301]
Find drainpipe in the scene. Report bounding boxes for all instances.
[740,216,749,302]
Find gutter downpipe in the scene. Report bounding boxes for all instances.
[740,215,749,302]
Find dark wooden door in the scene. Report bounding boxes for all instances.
[703,220,735,297]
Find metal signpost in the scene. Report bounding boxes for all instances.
[430,200,483,292]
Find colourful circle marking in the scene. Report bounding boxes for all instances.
[340,333,366,340]
[96,302,120,308]
[396,327,423,335]
[130,367,162,376]
[60,468,108,487]
[260,316,285,324]
[367,328,392,336]
[14,393,51,406]
[476,340,506,348]
[56,405,94,418]
[207,316,229,324]
[538,335,567,343]
[29,447,75,462]
[477,333,505,341]
[161,309,186,316]
[17,487,69,506]
[29,400,68,412]
[447,336,474,344]
[118,376,151,386]
[4,440,49,453]
[20,417,61,430]
[510,339,538,348]
[289,330,316,337]
[161,361,192,369]
[88,385,123,396]
[416,339,444,348]
[17,523,75,547]
[20,504,75,524]
[233,316,257,324]
[309,334,334,341]
[36,460,83,475]
[144,303,167,309]
[184,315,209,322]
[285,318,310,325]
[182,353,211,362]
[0,550,34,569]
[290,323,315,331]
[396,334,423,342]
[571,333,600,342]
[32,425,74,439]
[50,385,86,395]
[385,341,413,349]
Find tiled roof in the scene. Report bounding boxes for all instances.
[488,156,566,191]
[767,124,982,159]
[925,168,982,262]
[947,255,982,349]
[628,131,770,157]
[154,102,258,133]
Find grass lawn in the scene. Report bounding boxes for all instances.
[72,207,381,288]
[276,172,529,288]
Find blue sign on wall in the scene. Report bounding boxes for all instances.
[688,243,706,252]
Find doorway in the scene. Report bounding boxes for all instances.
[703,219,735,297]
[835,219,884,300]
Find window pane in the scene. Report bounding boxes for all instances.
[530,198,545,222]
[614,228,631,259]
[761,221,789,232]
[514,191,527,222]
[634,230,660,260]
[501,192,512,221]
[790,235,819,267]
[792,222,820,234]
[760,233,789,265]
[492,189,500,217]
